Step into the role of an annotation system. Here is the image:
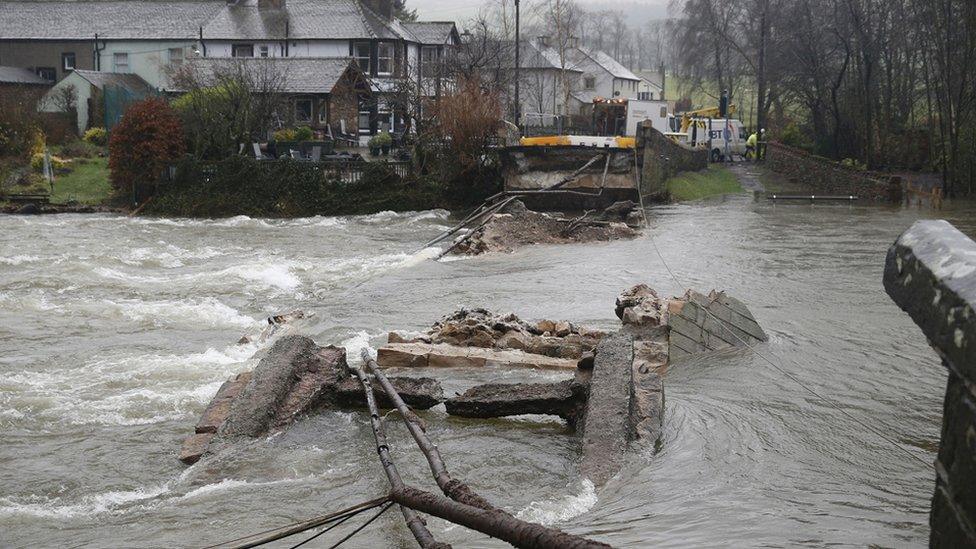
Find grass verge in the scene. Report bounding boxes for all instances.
[51,157,111,204]
[666,165,744,202]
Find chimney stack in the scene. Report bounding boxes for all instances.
[362,0,393,19]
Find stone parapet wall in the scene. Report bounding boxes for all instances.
[884,220,976,547]
[636,121,708,200]
[766,142,901,201]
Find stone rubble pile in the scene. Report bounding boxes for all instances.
[181,285,768,489]
[452,200,640,255]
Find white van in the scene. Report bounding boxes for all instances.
[667,115,750,161]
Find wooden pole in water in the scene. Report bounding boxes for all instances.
[391,486,611,549]
[361,349,493,508]
[351,365,449,549]
[360,349,610,548]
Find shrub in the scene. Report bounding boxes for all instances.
[841,157,867,171]
[60,140,101,158]
[293,126,314,141]
[778,121,812,151]
[273,126,313,142]
[0,87,45,159]
[148,156,444,217]
[83,127,108,146]
[30,152,69,173]
[273,128,297,141]
[369,132,392,148]
[108,98,185,199]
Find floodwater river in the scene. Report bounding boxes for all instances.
[0,192,970,548]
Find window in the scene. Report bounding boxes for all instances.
[168,48,184,65]
[318,99,327,124]
[232,44,254,58]
[354,42,371,74]
[295,98,312,122]
[61,52,75,71]
[112,52,129,73]
[376,42,393,75]
[584,76,595,90]
[420,46,438,77]
[259,45,270,58]
[358,98,371,134]
[35,67,56,81]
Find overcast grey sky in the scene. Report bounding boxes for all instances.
[413,0,674,27]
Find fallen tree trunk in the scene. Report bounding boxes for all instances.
[351,365,448,549]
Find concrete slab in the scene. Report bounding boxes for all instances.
[579,332,635,486]
[377,342,578,370]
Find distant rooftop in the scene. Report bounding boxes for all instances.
[0,65,51,85]
[72,70,155,94]
[0,0,458,43]
[182,57,358,93]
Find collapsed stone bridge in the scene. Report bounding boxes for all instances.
[181,285,767,488]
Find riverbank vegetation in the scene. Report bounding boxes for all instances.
[671,0,976,196]
[666,166,743,202]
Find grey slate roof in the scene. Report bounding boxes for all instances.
[0,0,447,42]
[72,70,154,93]
[401,21,456,45]
[202,0,414,40]
[0,65,51,85]
[0,0,223,40]
[522,42,583,72]
[583,49,640,81]
[184,57,356,93]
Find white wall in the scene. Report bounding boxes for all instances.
[39,72,92,134]
[99,40,196,89]
[203,39,349,58]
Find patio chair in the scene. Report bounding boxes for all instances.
[290,149,304,160]
[337,120,360,146]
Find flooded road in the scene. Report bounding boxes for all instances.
[0,194,969,547]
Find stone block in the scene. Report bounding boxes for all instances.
[179,432,214,465]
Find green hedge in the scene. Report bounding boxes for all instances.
[147,156,447,217]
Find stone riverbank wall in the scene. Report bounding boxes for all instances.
[767,142,902,201]
[636,120,709,200]
[884,220,976,547]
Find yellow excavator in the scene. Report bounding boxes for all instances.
[678,104,737,134]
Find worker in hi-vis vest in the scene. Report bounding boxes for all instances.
[746,130,758,160]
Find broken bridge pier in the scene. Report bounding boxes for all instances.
[884,219,976,548]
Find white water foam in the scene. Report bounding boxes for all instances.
[341,331,379,365]
[0,254,41,265]
[94,261,302,293]
[0,483,171,519]
[108,298,255,329]
[515,480,598,525]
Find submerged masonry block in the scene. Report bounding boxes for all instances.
[578,332,638,486]
[884,220,976,547]
[667,290,768,361]
[179,335,443,464]
[445,379,587,424]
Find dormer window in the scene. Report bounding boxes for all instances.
[584,76,595,90]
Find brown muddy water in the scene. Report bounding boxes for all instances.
[0,195,971,548]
